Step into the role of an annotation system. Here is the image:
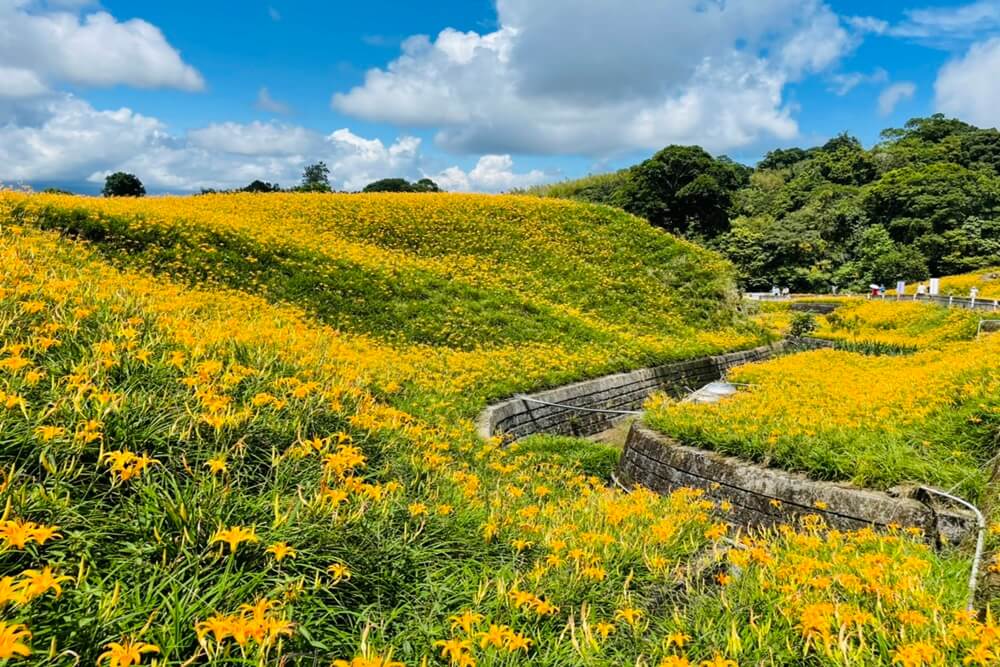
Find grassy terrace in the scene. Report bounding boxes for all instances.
[0,192,993,666]
[650,299,1000,497]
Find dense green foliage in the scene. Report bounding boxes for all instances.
[363,178,441,193]
[532,115,1000,291]
[101,172,146,198]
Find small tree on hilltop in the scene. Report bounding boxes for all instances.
[414,178,441,192]
[102,172,145,197]
[299,162,331,192]
[243,180,281,193]
[363,178,413,193]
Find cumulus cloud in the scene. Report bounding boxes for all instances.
[877,82,917,116]
[0,94,545,192]
[890,1,1000,45]
[0,1,203,93]
[435,155,546,192]
[935,37,1000,127]
[188,121,318,156]
[332,0,857,156]
[255,87,291,115]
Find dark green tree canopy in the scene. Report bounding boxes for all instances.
[102,172,145,198]
[613,145,749,238]
[243,180,282,193]
[298,162,331,192]
[530,113,1000,292]
[363,178,442,193]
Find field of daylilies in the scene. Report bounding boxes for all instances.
[652,299,999,495]
[0,191,996,666]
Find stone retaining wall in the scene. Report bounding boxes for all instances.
[618,423,975,544]
[789,301,840,314]
[476,339,832,441]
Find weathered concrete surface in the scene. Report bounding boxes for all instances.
[618,423,976,544]
[476,339,834,442]
[476,344,778,442]
[789,301,840,314]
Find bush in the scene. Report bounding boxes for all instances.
[788,312,817,337]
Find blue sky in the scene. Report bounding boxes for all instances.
[3,0,1000,193]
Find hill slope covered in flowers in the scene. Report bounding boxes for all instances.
[650,299,999,496]
[0,192,992,666]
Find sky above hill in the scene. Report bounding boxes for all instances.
[3,0,1000,193]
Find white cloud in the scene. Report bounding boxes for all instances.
[846,16,889,34]
[0,94,545,192]
[828,68,888,96]
[0,66,49,98]
[0,2,203,93]
[255,87,292,115]
[935,37,1000,127]
[889,1,1000,46]
[188,121,318,156]
[435,155,546,192]
[877,82,917,116]
[0,95,167,183]
[332,0,857,156]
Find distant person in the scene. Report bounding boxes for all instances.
[781,287,790,298]
[916,283,927,297]
[831,285,838,295]
[870,284,879,298]
[771,285,780,297]
[879,284,886,297]
[971,286,979,301]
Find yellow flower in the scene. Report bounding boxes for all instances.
[333,656,404,667]
[0,621,31,659]
[210,525,258,554]
[34,425,65,442]
[660,658,691,667]
[615,607,643,627]
[17,566,72,601]
[594,621,616,640]
[408,503,427,517]
[892,642,940,667]
[449,610,484,635]
[478,624,507,648]
[700,657,737,667]
[265,542,296,563]
[327,563,351,584]
[205,456,228,475]
[97,639,160,667]
[434,638,472,665]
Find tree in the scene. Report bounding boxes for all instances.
[298,162,331,192]
[414,178,441,193]
[613,145,747,238]
[243,180,281,193]
[102,172,145,198]
[363,178,414,193]
[758,147,813,171]
[362,178,443,193]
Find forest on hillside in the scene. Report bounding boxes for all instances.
[528,114,1000,292]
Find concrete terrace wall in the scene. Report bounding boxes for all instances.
[475,339,833,442]
[618,424,975,543]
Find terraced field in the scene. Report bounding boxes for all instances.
[0,192,993,666]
